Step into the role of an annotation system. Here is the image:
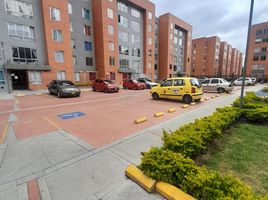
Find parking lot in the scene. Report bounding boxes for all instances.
[1,89,224,148]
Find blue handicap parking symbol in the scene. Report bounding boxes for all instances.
[58,112,86,120]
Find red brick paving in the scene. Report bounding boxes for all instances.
[27,179,41,200]
[1,90,221,145]
[0,99,15,112]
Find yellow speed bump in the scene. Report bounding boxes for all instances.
[125,165,156,193]
[211,96,216,99]
[200,99,205,103]
[154,112,164,118]
[16,94,25,97]
[167,108,176,113]
[204,97,209,101]
[181,104,189,109]
[216,94,220,97]
[190,102,196,106]
[156,182,196,200]
[134,117,147,124]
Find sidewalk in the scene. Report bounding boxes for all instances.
[0,85,264,200]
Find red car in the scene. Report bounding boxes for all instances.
[123,79,146,90]
[92,79,119,93]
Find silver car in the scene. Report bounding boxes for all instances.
[201,78,234,93]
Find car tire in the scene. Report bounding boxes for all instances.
[194,98,201,102]
[183,95,192,104]
[57,91,62,98]
[217,88,225,93]
[247,83,251,86]
[48,90,53,95]
[123,86,126,89]
[92,86,96,92]
[152,92,159,100]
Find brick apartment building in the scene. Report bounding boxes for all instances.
[246,22,268,79]
[191,36,243,78]
[156,13,192,80]
[0,0,156,92]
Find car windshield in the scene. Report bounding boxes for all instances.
[190,78,201,88]
[104,80,113,84]
[59,81,74,86]
[133,80,138,83]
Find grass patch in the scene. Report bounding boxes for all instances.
[197,123,268,196]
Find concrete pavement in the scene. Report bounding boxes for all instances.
[0,85,264,200]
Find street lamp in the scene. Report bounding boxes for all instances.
[239,0,254,108]
[1,41,11,93]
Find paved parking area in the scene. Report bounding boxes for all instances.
[1,89,220,148]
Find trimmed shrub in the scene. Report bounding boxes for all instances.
[140,148,257,200]
[162,107,241,158]
[243,107,268,123]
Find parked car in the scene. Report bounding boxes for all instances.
[150,77,203,104]
[197,77,209,84]
[201,78,234,93]
[92,79,119,93]
[234,77,254,86]
[123,79,146,90]
[137,78,158,89]
[250,77,257,84]
[48,80,81,98]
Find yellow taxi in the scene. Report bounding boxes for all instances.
[150,77,203,104]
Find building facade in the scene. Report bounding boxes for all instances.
[246,22,268,79]
[219,41,228,77]
[157,13,192,80]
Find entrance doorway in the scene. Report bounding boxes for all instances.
[10,70,28,90]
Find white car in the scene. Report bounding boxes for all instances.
[137,78,158,89]
[234,77,253,86]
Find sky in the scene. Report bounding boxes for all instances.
[151,0,268,53]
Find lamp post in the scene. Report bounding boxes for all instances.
[1,41,11,93]
[239,0,254,108]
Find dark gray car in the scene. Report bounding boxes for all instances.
[48,80,81,98]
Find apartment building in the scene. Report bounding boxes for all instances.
[230,48,238,76]
[92,0,155,84]
[157,13,192,80]
[219,41,228,77]
[191,36,220,77]
[225,44,232,76]
[237,52,243,76]
[246,22,268,79]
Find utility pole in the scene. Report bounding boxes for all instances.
[1,41,11,93]
[240,0,254,108]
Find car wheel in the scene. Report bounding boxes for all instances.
[183,95,192,104]
[247,83,251,86]
[48,90,53,95]
[92,86,96,92]
[194,98,201,102]
[76,93,80,97]
[147,84,151,89]
[152,92,159,100]
[57,91,62,98]
[217,88,225,93]
[123,86,126,89]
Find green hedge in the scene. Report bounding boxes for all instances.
[140,148,257,200]
[162,107,241,158]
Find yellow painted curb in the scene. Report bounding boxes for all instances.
[134,117,147,124]
[204,97,209,101]
[200,99,205,103]
[181,104,189,109]
[125,165,156,193]
[216,94,220,97]
[35,93,42,95]
[16,94,25,97]
[0,123,9,144]
[167,108,176,113]
[190,102,196,106]
[211,96,216,99]
[156,182,196,200]
[154,112,164,118]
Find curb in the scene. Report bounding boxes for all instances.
[167,108,176,113]
[125,165,156,193]
[181,104,189,109]
[134,117,147,124]
[154,112,164,118]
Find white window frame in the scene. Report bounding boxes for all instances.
[107,8,114,19]
[7,22,34,40]
[52,29,62,42]
[28,71,41,85]
[68,3,72,14]
[148,11,152,20]
[108,41,114,51]
[74,72,80,81]
[108,25,114,35]
[131,8,140,18]
[50,7,61,21]
[5,0,33,17]
[54,51,64,62]
[57,71,66,80]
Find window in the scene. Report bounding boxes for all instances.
[110,72,116,80]
[174,79,185,86]
[107,8,113,19]
[70,22,73,32]
[50,7,60,21]
[52,29,62,42]
[148,62,152,69]
[131,8,140,18]
[170,34,173,40]
[262,47,267,52]
[89,72,96,80]
[131,35,140,44]
[254,48,261,53]
[179,39,183,46]
[148,11,152,20]
[109,41,114,51]
[74,72,80,81]
[12,47,37,63]
[57,71,66,80]
[86,57,93,66]
[174,37,178,44]
[162,79,173,87]
[148,37,152,45]
[54,51,64,62]
[211,79,219,84]
[253,56,259,61]
[261,55,266,60]
[202,80,210,84]
[118,15,128,28]
[132,21,140,32]
[170,23,173,29]
[119,45,129,55]
[148,25,152,32]
[84,41,92,51]
[72,56,77,66]
[28,71,41,85]
[7,22,34,40]
[84,25,91,36]
[118,31,128,43]
[82,8,90,19]
[0,71,5,85]
[5,0,33,17]
[68,3,72,14]
[132,48,140,57]
[108,25,114,35]
[118,2,128,13]
[71,39,75,49]
[120,59,129,68]
[109,57,115,65]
